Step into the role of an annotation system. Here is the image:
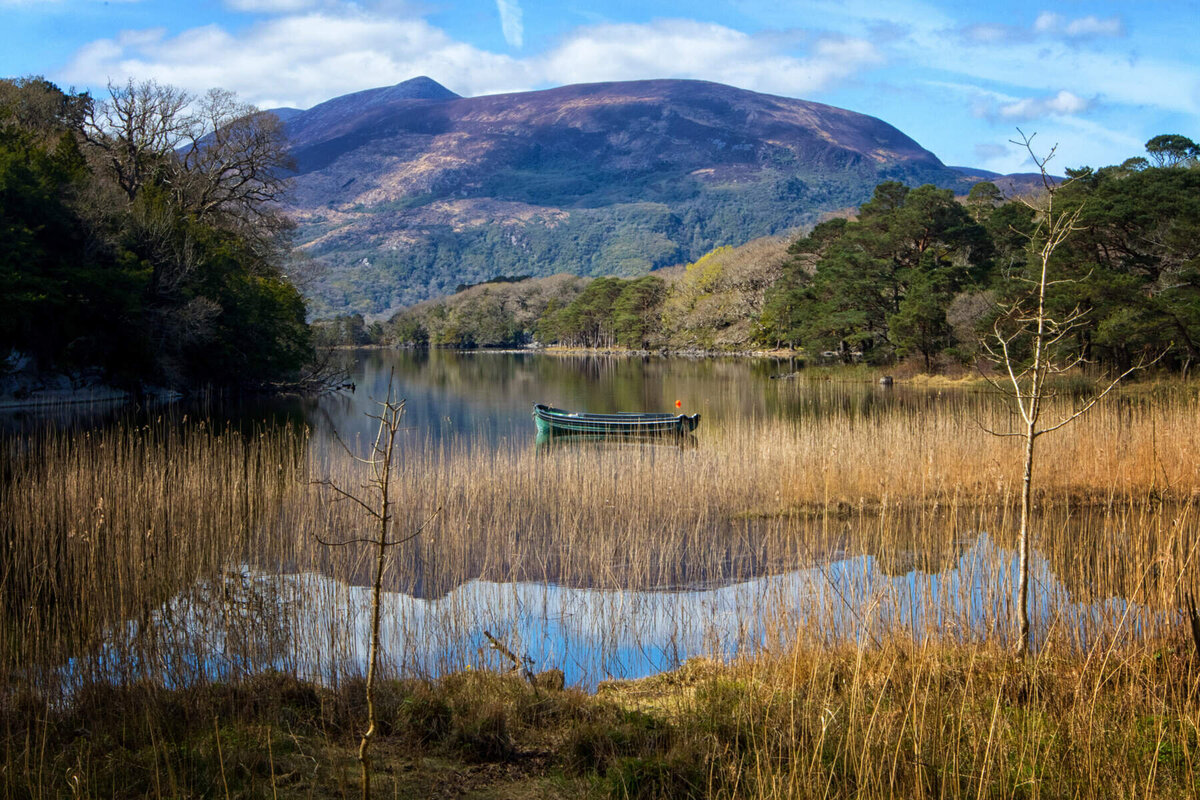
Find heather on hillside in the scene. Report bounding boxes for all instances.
[342,138,1200,374]
[283,77,976,318]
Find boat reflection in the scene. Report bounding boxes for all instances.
[534,429,699,450]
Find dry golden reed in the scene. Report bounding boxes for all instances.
[3,387,1200,796]
[3,388,1198,692]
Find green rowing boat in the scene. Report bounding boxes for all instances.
[532,403,700,437]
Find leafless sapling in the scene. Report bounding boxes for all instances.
[982,130,1157,658]
[313,383,440,800]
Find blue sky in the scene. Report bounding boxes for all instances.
[3,0,1197,173]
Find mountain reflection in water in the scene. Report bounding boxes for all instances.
[94,533,1166,692]
[18,350,1188,694]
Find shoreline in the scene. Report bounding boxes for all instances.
[9,636,1196,797]
[0,385,132,411]
[331,342,803,359]
[0,380,184,413]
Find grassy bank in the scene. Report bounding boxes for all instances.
[6,637,1200,798]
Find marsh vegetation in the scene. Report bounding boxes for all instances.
[4,354,1200,796]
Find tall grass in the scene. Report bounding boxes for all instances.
[3,388,1200,795]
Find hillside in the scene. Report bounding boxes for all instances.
[280,77,976,318]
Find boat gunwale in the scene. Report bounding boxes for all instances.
[533,403,687,423]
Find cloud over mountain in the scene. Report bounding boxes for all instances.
[34,0,1195,179]
[992,91,1093,121]
[61,8,880,110]
[1033,13,1124,40]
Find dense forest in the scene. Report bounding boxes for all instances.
[332,136,1200,375]
[0,77,312,391]
[299,173,912,319]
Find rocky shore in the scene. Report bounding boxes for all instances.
[0,351,179,411]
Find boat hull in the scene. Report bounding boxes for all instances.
[532,403,700,437]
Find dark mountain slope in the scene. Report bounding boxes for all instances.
[279,79,976,318]
[948,166,1056,196]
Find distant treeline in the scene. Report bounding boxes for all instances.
[454,274,531,293]
[319,135,1200,373]
[1,77,312,389]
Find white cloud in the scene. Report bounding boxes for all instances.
[1065,16,1123,38]
[1034,12,1123,39]
[960,23,1013,44]
[912,24,1196,116]
[115,27,166,48]
[538,21,881,98]
[958,12,1123,45]
[61,11,528,107]
[924,79,1146,172]
[936,81,1093,121]
[1032,12,1062,33]
[995,90,1092,120]
[58,12,882,109]
[495,0,523,49]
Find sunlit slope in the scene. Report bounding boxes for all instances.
[279,78,972,317]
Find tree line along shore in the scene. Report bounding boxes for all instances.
[323,135,1200,380]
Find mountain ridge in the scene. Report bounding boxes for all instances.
[277,78,1001,318]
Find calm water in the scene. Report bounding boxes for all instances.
[26,351,1170,690]
[302,349,979,446]
[0,349,983,441]
[99,532,1155,691]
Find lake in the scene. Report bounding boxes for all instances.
[7,350,1191,693]
[299,349,965,447]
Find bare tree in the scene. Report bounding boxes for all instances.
[82,79,297,311]
[176,88,293,224]
[125,193,205,300]
[982,130,1155,657]
[313,385,439,800]
[82,80,292,230]
[82,78,194,202]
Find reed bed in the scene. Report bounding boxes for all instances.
[3,387,1200,796]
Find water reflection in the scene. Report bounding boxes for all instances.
[302,350,1000,449]
[2,350,992,444]
[14,351,1188,693]
[534,431,699,450]
[96,533,1170,692]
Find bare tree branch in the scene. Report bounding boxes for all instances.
[982,130,1155,658]
[309,478,378,519]
[1037,351,1165,436]
[311,374,438,800]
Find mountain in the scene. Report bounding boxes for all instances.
[276,75,460,155]
[949,166,1053,196]
[278,78,977,318]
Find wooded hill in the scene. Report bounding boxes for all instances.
[323,136,1200,374]
[281,77,1047,319]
